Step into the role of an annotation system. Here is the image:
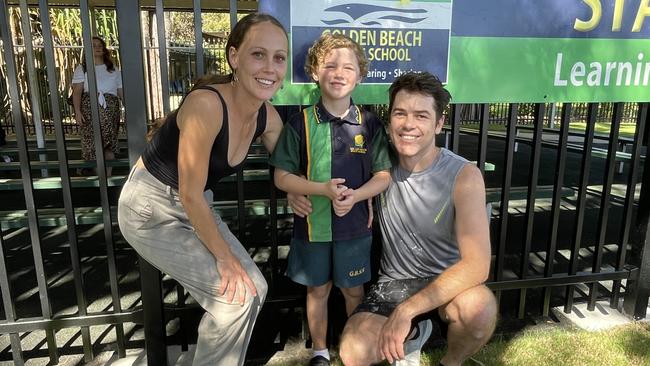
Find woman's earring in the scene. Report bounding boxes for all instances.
[231,70,239,85]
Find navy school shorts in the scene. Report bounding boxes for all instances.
[286,236,372,288]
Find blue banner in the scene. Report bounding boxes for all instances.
[452,0,650,39]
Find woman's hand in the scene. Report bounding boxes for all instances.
[74,112,85,124]
[216,252,258,305]
[286,192,312,218]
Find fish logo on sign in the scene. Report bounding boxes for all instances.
[322,3,428,26]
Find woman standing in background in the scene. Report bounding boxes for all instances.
[71,36,123,175]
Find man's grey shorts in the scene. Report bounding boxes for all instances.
[353,277,448,338]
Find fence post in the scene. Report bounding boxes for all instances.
[115,0,167,363]
[116,0,149,163]
[193,0,203,76]
[624,224,650,319]
[229,0,237,30]
[624,103,650,319]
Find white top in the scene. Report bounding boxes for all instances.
[72,64,123,108]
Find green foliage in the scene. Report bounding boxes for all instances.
[167,11,236,45]
[517,103,536,117]
[366,104,390,124]
[49,8,83,46]
[0,59,10,129]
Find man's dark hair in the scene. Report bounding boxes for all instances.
[388,72,452,119]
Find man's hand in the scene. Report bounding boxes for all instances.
[215,253,258,306]
[286,192,312,218]
[379,306,412,363]
[333,188,356,217]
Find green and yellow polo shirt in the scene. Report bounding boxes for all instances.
[270,100,392,242]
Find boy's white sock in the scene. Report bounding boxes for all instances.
[313,349,330,360]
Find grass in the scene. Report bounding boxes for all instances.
[450,122,638,139]
[423,322,650,366]
[569,122,637,138]
[269,322,650,365]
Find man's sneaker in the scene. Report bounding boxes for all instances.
[309,355,330,366]
[394,319,433,366]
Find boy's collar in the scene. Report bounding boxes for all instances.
[314,99,362,125]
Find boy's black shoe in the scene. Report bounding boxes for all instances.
[309,355,330,366]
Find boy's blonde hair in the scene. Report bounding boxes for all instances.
[304,33,369,82]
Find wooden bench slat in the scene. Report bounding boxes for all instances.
[565,143,634,161]
[485,185,574,203]
[0,176,128,190]
[1,186,575,230]
[0,154,269,170]
[0,168,272,190]
[0,199,294,230]
[0,159,130,171]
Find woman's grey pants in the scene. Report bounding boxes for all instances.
[118,166,268,366]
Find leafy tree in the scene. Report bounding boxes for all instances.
[167,11,237,45]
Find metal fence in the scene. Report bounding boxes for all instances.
[0,6,229,136]
[0,1,649,365]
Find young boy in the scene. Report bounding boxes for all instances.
[270,33,392,366]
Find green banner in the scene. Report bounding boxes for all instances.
[261,0,650,104]
[449,38,650,103]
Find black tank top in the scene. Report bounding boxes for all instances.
[142,86,267,192]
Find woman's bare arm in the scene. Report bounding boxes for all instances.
[176,89,257,304]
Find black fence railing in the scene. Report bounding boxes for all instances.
[2,101,639,139]
[0,7,229,137]
[1,1,649,365]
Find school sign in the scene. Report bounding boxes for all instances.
[260,0,650,104]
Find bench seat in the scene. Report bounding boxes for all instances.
[485,185,574,203]
[0,154,269,171]
[0,168,272,191]
[0,159,130,171]
[1,186,574,230]
[0,199,293,230]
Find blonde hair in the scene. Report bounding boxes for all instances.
[304,33,368,82]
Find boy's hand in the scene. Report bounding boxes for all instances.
[333,188,356,217]
[323,178,347,201]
